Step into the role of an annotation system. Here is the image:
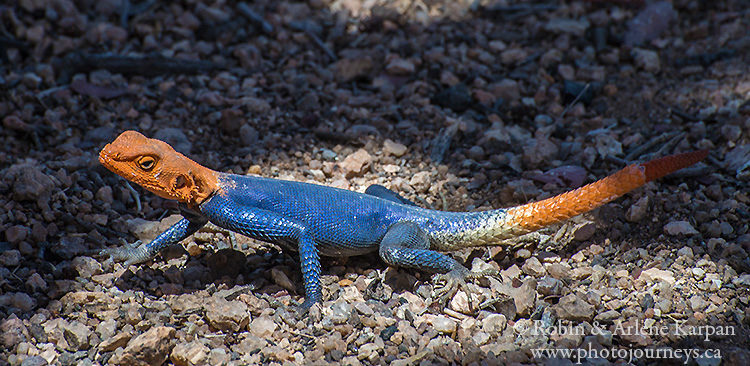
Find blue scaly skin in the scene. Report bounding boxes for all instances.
[99,130,708,310]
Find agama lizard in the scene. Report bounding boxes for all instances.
[99,130,708,309]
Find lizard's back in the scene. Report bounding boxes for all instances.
[215,173,445,256]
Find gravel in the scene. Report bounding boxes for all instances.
[1,0,749,365]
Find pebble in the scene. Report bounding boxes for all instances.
[204,297,250,332]
[329,301,354,324]
[626,196,649,222]
[664,221,700,236]
[521,257,546,277]
[677,246,694,259]
[382,139,407,157]
[640,268,676,285]
[431,316,457,334]
[688,295,709,311]
[385,58,415,75]
[171,341,209,366]
[631,48,661,72]
[1,2,741,364]
[691,267,706,280]
[537,277,563,297]
[114,327,175,366]
[249,316,277,338]
[554,294,595,322]
[481,314,506,334]
[340,149,372,178]
[489,79,520,102]
[0,249,22,266]
[544,18,590,36]
[333,56,374,83]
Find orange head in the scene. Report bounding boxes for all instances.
[99,130,218,207]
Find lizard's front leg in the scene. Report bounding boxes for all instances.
[200,195,322,310]
[102,213,207,266]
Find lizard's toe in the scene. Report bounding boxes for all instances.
[100,239,150,265]
[432,266,498,312]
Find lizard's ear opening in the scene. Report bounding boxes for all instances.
[175,174,190,190]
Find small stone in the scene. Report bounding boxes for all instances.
[677,246,694,259]
[489,79,520,102]
[433,83,472,112]
[204,297,250,332]
[71,256,102,278]
[544,18,590,36]
[515,248,531,260]
[383,139,407,157]
[238,97,271,113]
[626,196,649,222]
[640,268,675,285]
[537,277,563,297]
[208,348,230,365]
[95,186,114,204]
[248,316,277,338]
[664,221,699,236]
[521,257,546,277]
[10,163,56,202]
[631,48,660,72]
[721,124,742,142]
[500,48,527,65]
[329,301,353,325]
[63,321,91,351]
[0,250,21,266]
[692,267,706,280]
[3,115,29,131]
[573,222,597,241]
[733,274,750,287]
[432,316,457,334]
[594,309,620,323]
[171,341,209,366]
[624,1,676,46]
[1,315,30,350]
[239,124,259,146]
[116,327,175,366]
[333,56,374,83]
[99,331,133,352]
[554,294,595,321]
[547,263,572,280]
[409,171,431,193]
[340,149,372,178]
[385,58,415,75]
[689,295,708,311]
[481,314,506,334]
[488,40,506,52]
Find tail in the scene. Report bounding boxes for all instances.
[500,150,708,237]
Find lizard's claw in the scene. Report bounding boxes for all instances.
[432,267,498,312]
[100,239,151,266]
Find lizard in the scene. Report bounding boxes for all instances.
[98,130,708,310]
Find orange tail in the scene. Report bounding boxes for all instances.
[503,150,708,234]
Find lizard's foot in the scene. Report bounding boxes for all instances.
[100,238,153,266]
[292,298,319,320]
[432,266,498,312]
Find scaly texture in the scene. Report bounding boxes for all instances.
[99,130,707,308]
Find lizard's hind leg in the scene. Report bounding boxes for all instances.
[378,222,493,310]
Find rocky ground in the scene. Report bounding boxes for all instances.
[1,0,749,365]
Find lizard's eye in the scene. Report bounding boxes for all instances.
[137,156,156,171]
